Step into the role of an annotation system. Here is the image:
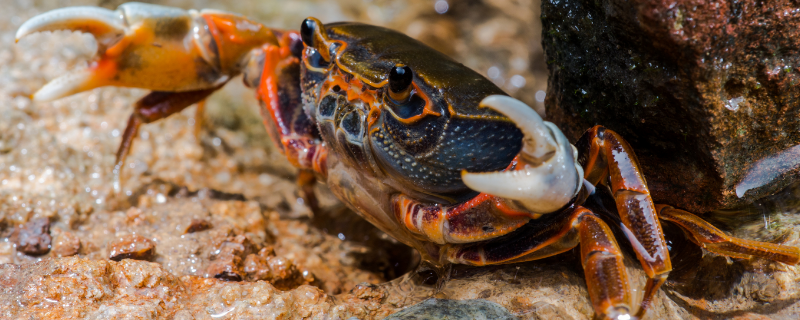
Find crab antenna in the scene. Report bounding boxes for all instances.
[462,95,584,214]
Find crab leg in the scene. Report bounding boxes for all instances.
[445,206,635,320]
[576,125,671,318]
[250,34,328,175]
[656,205,800,264]
[113,88,219,187]
[393,191,533,244]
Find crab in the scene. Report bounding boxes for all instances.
[16,3,800,319]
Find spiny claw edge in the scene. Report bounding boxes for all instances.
[462,95,583,214]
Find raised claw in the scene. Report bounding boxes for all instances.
[16,6,125,47]
[462,95,584,214]
[17,2,278,101]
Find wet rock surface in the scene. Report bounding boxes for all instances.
[2,0,800,319]
[542,0,800,213]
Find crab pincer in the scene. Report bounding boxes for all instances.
[16,2,285,189]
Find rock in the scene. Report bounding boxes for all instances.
[51,230,81,257]
[109,234,156,261]
[185,218,213,233]
[541,0,800,212]
[0,257,378,319]
[207,238,249,281]
[15,217,51,256]
[527,301,574,320]
[385,298,517,320]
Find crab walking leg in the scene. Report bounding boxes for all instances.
[576,125,671,318]
[444,207,634,319]
[113,88,219,187]
[392,192,533,244]
[251,32,329,177]
[657,205,800,264]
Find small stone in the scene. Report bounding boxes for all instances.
[207,254,243,281]
[51,230,81,257]
[109,234,155,261]
[267,256,304,290]
[385,298,516,320]
[185,218,212,233]
[16,218,51,256]
[207,240,246,281]
[243,253,271,281]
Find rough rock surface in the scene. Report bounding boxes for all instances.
[3,0,800,319]
[541,0,800,213]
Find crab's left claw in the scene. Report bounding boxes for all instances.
[17,2,278,101]
[462,95,584,214]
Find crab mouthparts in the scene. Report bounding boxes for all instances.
[462,95,583,214]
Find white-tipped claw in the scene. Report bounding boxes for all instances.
[462,95,583,214]
[16,6,125,47]
[31,69,94,102]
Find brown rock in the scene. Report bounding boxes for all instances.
[109,234,155,261]
[243,253,271,281]
[51,230,81,257]
[207,252,244,281]
[206,237,252,281]
[15,218,51,256]
[185,218,212,233]
[542,0,800,212]
[267,255,305,290]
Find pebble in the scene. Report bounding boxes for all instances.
[15,217,51,256]
[109,234,155,261]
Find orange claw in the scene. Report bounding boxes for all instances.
[16,2,278,101]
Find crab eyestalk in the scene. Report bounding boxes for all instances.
[16,2,278,101]
[462,95,584,214]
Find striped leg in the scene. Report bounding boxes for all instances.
[392,193,533,245]
[444,206,635,320]
[577,125,671,318]
[657,205,800,265]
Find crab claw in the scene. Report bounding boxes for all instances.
[17,2,278,101]
[462,95,584,214]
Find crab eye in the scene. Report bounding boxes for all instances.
[388,65,413,103]
[300,18,316,47]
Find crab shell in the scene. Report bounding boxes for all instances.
[298,19,583,250]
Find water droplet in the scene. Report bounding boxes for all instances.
[434,0,449,14]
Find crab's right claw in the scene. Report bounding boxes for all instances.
[16,2,278,101]
[462,95,584,214]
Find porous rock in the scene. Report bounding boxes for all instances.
[542,0,800,212]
